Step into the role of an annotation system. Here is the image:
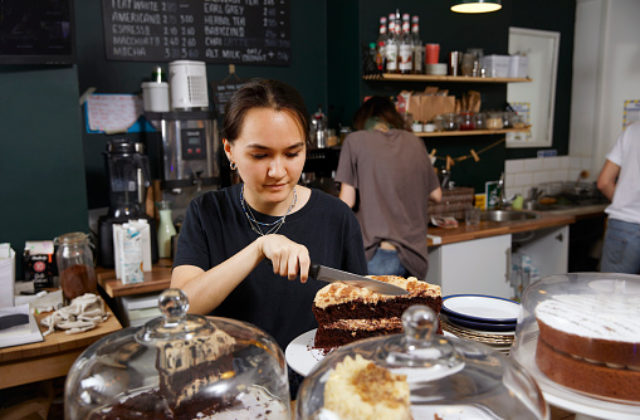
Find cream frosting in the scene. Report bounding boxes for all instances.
[535,294,640,343]
[322,318,402,331]
[313,275,441,309]
[323,355,411,420]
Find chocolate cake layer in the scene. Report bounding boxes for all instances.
[312,276,442,349]
[87,389,238,420]
[536,338,640,401]
[312,297,441,326]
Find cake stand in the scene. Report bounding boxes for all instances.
[513,333,640,419]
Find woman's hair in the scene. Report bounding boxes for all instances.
[223,79,309,143]
[352,96,409,131]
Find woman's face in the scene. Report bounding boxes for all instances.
[224,107,306,213]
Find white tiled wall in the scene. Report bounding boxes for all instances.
[504,156,593,198]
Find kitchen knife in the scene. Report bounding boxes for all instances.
[309,264,409,296]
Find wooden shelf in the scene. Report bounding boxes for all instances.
[363,73,532,83]
[96,259,173,298]
[415,127,531,137]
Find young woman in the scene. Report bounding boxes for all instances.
[336,96,442,279]
[171,79,367,352]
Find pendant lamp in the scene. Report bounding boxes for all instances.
[451,0,502,13]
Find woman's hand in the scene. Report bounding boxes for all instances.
[259,234,311,283]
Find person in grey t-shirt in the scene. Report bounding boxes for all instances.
[336,96,442,279]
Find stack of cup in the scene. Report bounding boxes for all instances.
[141,66,169,113]
[425,44,447,75]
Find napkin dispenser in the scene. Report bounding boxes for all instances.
[0,243,15,307]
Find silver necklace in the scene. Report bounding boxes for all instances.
[240,184,298,236]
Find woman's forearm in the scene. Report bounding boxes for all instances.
[171,237,266,314]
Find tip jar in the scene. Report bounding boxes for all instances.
[54,232,97,304]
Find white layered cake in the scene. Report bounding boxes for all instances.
[535,294,640,401]
[322,354,412,420]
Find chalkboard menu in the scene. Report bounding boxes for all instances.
[102,0,290,65]
[212,78,246,116]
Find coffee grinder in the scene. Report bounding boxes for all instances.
[98,138,158,267]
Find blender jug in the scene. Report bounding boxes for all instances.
[105,139,150,218]
[98,138,158,267]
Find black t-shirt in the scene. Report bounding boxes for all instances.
[174,184,367,350]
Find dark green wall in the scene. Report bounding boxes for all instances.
[0,65,88,278]
[328,0,575,192]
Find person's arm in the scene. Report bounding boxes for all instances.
[171,234,310,314]
[429,186,443,203]
[339,183,357,208]
[596,159,620,201]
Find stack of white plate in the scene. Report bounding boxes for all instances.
[440,294,521,354]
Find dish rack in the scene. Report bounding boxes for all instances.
[428,187,474,219]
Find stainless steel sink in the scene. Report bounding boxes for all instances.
[481,210,539,222]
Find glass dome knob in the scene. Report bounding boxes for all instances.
[402,304,437,343]
[159,288,190,322]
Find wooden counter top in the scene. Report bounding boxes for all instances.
[428,205,606,247]
[96,259,173,298]
[0,305,122,389]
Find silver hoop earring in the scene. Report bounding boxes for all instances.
[230,161,237,171]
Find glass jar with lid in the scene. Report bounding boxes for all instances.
[502,111,516,128]
[459,111,476,130]
[297,305,548,419]
[441,113,460,131]
[54,232,97,304]
[474,111,486,129]
[486,112,504,129]
[65,289,291,420]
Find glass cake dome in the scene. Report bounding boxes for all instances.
[65,289,291,420]
[297,305,548,420]
[510,273,640,416]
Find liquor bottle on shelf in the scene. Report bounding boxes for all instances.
[398,13,413,74]
[411,15,423,74]
[375,16,387,71]
[385,13,398,73]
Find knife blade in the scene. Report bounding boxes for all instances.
[309,264,409,296]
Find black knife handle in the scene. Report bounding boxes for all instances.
[309,264,320,280]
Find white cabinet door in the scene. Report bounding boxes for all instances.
[427,234,513,299]
[513,225,569,277]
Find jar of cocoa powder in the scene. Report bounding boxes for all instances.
[55,232,97,304]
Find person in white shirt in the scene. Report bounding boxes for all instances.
[596,121,640,274]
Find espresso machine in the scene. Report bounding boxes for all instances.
[144,60,221,192]
[98,138,158,267]
[146,110,220,190]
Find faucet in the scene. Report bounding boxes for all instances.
[495,173,512,209]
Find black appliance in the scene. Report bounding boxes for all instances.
[98,139,158,268]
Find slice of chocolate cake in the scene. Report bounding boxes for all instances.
[157,328,238,410]
[312,275,442,349]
